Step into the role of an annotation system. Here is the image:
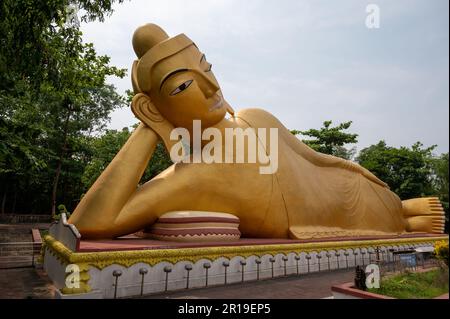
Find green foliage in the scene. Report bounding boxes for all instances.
[356,141,437,200]
[432,153,449,199]
[0,0,126,215]
[292,120,358,159]
[434,241,449,266]
[367,269,448,299]
[0,0,124,93]
[431,153,449,233]
[125,89,135,104]
[53,204,71,220]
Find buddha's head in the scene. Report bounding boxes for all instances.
[131,23,233,141]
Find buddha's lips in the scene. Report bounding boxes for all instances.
[209,95,223,111]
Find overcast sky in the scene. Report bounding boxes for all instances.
[80,0,449,154]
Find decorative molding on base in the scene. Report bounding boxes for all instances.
[48,213,81,251]
[43,234,447,269]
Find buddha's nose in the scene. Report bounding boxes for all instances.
[199,75,220,99]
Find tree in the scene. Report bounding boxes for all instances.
[291,120,358,159]
[42,36,127,216]
[0,0,124,94]
[356,141,437,200]
[432,153,449,201]
[0,0,126,216]
[0,117,48,214]
[431,153,449,233]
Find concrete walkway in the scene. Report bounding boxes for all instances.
[141,269,355,299]
[0,267,55,299]
[0,266,355,299]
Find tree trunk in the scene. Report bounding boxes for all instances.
[11,190,17,214]
[1,192,6,215]
[51,109,71,218]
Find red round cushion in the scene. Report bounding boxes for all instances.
[138,211,241,242]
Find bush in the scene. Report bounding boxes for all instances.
[434,241,449,266]
[368,269,448,298]
[53,204,71,221]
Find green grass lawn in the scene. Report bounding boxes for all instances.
[368,268,449,299]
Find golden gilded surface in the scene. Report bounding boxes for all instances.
[68,23,446,240]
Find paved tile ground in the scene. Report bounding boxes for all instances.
[0,266,354,299]
[141,269,355,299]
[0,267,55,299]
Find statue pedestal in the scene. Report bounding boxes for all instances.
[42,214,448,299]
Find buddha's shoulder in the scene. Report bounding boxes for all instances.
[234,108,285,128]
[235,107,276,119]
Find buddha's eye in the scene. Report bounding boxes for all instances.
[205,64,212,72]
[170,80,193,96]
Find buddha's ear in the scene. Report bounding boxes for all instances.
[131,93,178,152]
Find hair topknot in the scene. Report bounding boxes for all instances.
[132,23,169,59]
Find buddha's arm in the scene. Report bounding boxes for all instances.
[237,108,388,188]
[68,123,159,236]
[284,130,388,188]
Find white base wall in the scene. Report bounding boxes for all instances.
[43,242,434,299]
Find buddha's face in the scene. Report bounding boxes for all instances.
[149,45,227,130]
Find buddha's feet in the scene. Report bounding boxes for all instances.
[403,197,445,233]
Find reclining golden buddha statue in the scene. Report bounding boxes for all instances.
[68,23,445,240]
